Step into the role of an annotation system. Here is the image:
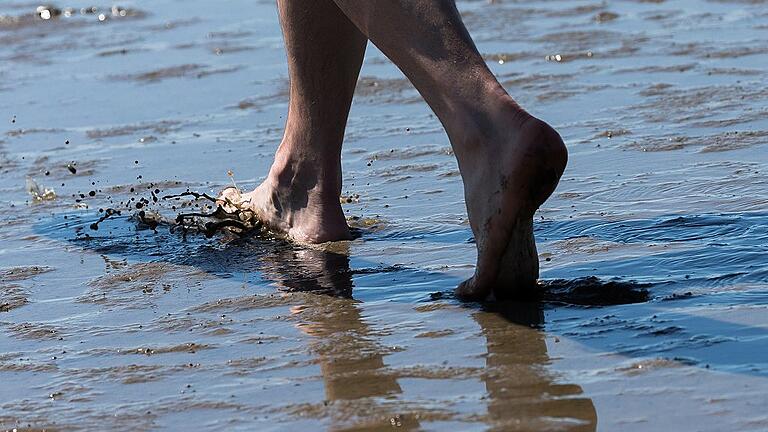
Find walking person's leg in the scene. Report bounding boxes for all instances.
[225,0,567,300]
[330,1,568,300]
[220,0,366,243]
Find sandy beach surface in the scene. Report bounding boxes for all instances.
[1,0,767,430]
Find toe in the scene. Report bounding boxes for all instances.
[455,277,491,302]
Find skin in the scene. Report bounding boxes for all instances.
[219,0,567,301]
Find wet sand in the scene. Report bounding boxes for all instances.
[1,0,767,430]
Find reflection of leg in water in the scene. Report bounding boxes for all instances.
[293,299,419,429]
[234,240,415,427]
[294,300,401,400]
[475,303,597,431]
[259,243,355,298]
[260,246,420,429]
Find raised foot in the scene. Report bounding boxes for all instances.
[217,178,352,244]
[455,116,567,301]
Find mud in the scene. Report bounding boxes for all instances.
[0,285,28,313]
[0,266,53,281]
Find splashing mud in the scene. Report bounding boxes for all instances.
[25,177,56,201]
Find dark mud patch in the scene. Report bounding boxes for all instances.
[207,44,255,56]
[0,284,28,312]
[630,82,768,128]
[189,294,297,313]
[592,129,631,139]
[624,130,768,153]
[704,67,765,76]
[699,131,768,153]
[0,358,57,373]
[232,83,289,111]
[367,145,453,161]
[0,265,53,281]
[616,63,698,74]
[5,127,64,137]
[151,314,238,335]
[536,83,610,102]
[119,342,212,356]
[111,64,240,83]
[6,322,63,340]
[540,277,650,306]
[429,277,650,307]
[275,401,452,430]
[74,364,169,385]
[86,120,181,139]
[536,29,623,50]
[194,65,243,79]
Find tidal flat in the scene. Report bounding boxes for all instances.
[1,0,767,430]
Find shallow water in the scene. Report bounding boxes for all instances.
[1,0,767,430]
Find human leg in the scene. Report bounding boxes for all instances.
[220,0,367,243]
[331,0,568,299]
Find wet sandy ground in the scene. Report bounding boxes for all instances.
[1,0,767,430]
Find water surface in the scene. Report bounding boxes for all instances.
[1,0,767,430]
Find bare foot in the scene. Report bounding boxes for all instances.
[454,111,567,301]
[217,169,352,244]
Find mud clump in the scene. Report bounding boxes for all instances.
[540,276,650,306]
[426,277,650,307]
[75,179,264,240]
[161,190,263,238]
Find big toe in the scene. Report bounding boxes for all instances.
[455,277,492,302]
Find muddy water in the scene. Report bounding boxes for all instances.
[1,0,767,430]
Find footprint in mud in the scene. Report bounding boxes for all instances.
[428,276,650,307]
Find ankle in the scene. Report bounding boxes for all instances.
[449,94,531,161]
[266,155,342,200]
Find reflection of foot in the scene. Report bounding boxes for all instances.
[217,170,351,244]
[455,108,567,301]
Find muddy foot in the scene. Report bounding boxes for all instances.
[455,115,567,301]
[217,175,351,244]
